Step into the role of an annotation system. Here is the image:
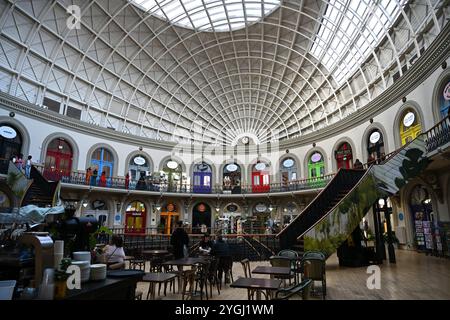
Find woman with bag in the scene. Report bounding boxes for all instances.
[101,235,126,270]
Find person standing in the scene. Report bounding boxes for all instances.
[99,171,107,187]
[211,235,232,284]
[25,155,32,179]
[91,168,98,186]
[85,167,92,185]
[170,220,189,259]
[125,173,130,189]
[16,154,24,172]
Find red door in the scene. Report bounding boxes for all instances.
[336,143,353,170]
[44,138,73,181]
[252,171,270,193]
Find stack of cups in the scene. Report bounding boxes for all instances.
[53,240,64,270]
[37,268,54,300]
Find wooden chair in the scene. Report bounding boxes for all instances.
[181,268,197,300]
[240,259,255,300]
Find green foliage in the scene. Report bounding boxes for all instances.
[88,226,112,250]
[395,148,430,189]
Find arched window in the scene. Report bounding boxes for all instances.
[193,162,212,193]
[367,129,385,163]
[280,157,297,187]
[0,124,22,161]
[223,163,241,194]
[44,138,73,181]
[399,109,422,145]
[439,80,450,118]
[90,148,114,186]
[161,159,186,192]
[335,142,353,170]
[125,201,146,235]
[308,152,325,178]
[252,161,270,193]
[192,203,211,234]
[128,154,151,181]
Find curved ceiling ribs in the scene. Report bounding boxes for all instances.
[0,0,445,146]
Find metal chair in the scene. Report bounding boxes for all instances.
[240,258,256,300]
[273,279,313,300]
[278,250,300,282]
[269,256,296,285]
[302,258,326,299]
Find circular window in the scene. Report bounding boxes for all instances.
[311,153,322,163]
[369,131,381,144]
[166,160,178,169]
[226,164,238,172]
[403,112,415,127]
[282,158,294,168]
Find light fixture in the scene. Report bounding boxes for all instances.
[58,145,63,150]
[386,198,392,208]
[215,207,220,212]
[155,203,161,211]
[423,199,431,204]
[378,198,385,208]
[269,205,273,212]
[82,202,88,208]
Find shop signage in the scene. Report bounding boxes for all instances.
[403,112,415,127]
[167,160,178,169]
[311,153,322,163]
[282,158,294,168]
[197,204,206,212]
[0,126,17,139]
[226,204,238,212]
[133,156,146,165]
[114,214,121,226]
[255,203,267,212]
[226,163,238,172]
[92,200,106,210]
[255,162,266,171]
[369,131,381,144]
[167,203,175,212]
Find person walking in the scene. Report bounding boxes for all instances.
[25,155,32,179]
[170,220,189,260]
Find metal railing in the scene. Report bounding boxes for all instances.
[425,115,450,153]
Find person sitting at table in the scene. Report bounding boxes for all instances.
[102,235,126,270]
[211,235,232,284]
[198,233,213,255]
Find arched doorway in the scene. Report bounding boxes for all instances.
[128,154,151,182]
[192,203,211,234]
[218,203,241,234]
[43,138,73,181]
[252,161,270,193]
[125,201,147,235]
[335,142,353,169]
[367,129,385,164]
[280,157,297,188]
[0,123,22,162]
[438,79,450,118]
[409,185,435,252]
[159,203,180,235]
[282,202,298,226]
[223,163,241,194]
[193,162,212,193]
[308,152,325,178]
[161,159,186,192]
[90,147,115,186]
[399,109,422,145]
[252,202,272,234]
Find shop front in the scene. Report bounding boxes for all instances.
[159,203,180,235]
[252,162,270,193]
[280,157,297,188]
[223,163,241,194]
[125,201,147,235]
[367,129,385,164]
[0,124,22,173]
[193,162,212,193]
[43,138,73,181]
[399,109,422,146]
[192,203,212,234]
[335,142,353,169]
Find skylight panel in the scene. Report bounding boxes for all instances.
[310,0,408,85]
[129,0,281,32]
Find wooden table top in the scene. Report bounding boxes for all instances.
[252,266,291,276]
[162,257,208,266]
[230,278,282,290]
[142,272,177,283]
[124,256,134,260]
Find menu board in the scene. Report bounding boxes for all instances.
[415,220,425,246]
[423,221,433,250]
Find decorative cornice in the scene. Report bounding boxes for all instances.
[0,22,449,152]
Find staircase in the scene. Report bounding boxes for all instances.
[22,166,59,207]
[278,127,433,257]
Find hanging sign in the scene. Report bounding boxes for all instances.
[0,126,17,139]
[226,204,238,212]
[255,162,266,171]
[403,112,415,127]
[283,158,294,168]
[167,160,178,169]
[369,131,381,144]
[255,203,267,212]
[443,82,450,100]
[133,156,146,165]
[311,153,322,163]
[197,204,206,212]
[226,164,238,172]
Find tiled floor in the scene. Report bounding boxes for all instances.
[136,250,450,300]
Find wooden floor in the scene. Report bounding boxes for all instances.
[136,250,450,300]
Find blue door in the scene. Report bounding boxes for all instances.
[90,148,114,187]
[193,171,212,193]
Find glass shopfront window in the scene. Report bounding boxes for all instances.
[90,148,114,186]
[125,201,146,235]
[44,138,73,181]
[193,162,212,193]
[280,157,297,187]
[223,163,241,194]
[252,162,270,193]
[0,123,22,161]
[399,109,422,146]
[308,152,325,178]
[367,129,385,163]
[335,142,353,169]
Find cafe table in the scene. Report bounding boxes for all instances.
[230,278,282,300]
[252,266,291,279]
[141,272,177,300]
[142,250,169,256]
[162,257,209,293]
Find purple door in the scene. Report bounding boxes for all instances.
[193,172,212,193]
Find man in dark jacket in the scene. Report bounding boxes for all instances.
[211,235,232,283]
[170,221,189,259]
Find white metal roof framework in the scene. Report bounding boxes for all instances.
[0,0,447,146]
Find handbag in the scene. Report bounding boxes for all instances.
[99,247,118,264]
